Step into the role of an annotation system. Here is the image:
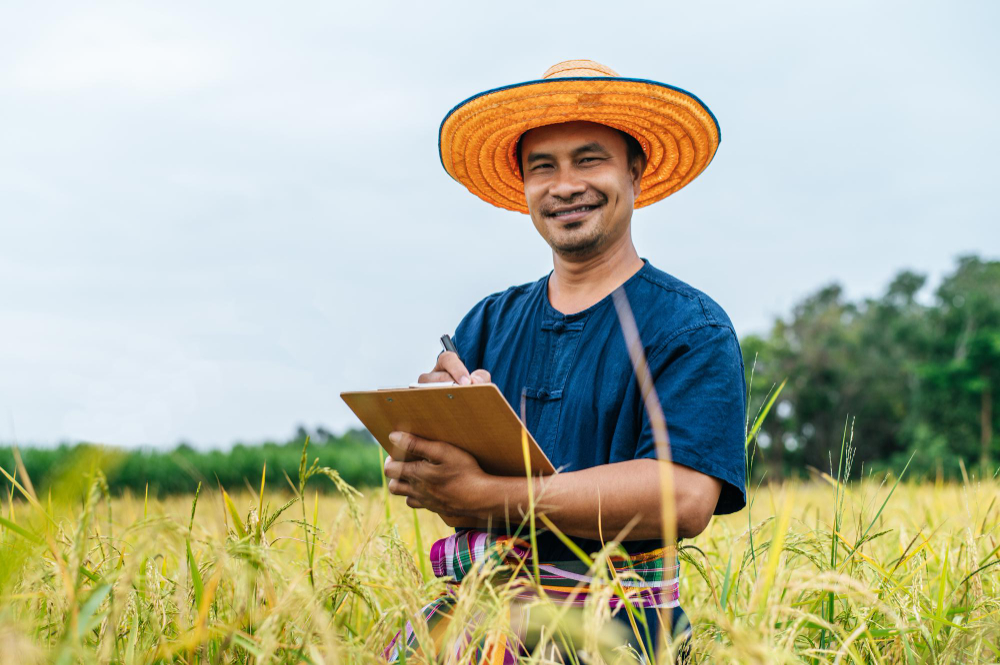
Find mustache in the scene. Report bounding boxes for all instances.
[540,193,608,217]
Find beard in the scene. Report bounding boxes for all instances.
[539,192,610,258]
[548,221,608,258]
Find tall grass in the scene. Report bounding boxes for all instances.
[1,435,998,663]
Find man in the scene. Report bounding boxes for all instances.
[384,60,746,659]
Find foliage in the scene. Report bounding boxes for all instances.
[0,428,383,498]
[744,254,1000,479]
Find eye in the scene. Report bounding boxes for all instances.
[579,157,602,164]
[530,163,553,172]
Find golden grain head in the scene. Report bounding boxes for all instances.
[0,456,998,663]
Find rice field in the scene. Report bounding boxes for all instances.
[1,445,998,664]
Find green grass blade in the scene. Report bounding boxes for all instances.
[257,462,267,542]
[221,488,247,538]
[536,513,594,568]
[410,507,429,583]
[746,378,786,447]
[76,583,112,639]
[842,452,914,567]
[720,549,734,612]
[187,539,204,609]
[0,515,43,544]
[521,422,541,585]
[378,447,391,522]
[187,481,202,534]
[755,486,794,612]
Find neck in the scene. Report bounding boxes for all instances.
[547,233,644,315]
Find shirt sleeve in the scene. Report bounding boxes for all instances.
[635,323,748,515]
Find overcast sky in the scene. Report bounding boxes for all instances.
[2,1,997,448]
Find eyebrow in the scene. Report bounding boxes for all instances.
[525,142,612,164]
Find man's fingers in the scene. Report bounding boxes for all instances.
[420,355,489,387]
[389,432,446,464]
[387,478,413,497]
[420,368,490,385]
[383,458,406,480]
[384,457,433,482]
[417,371,453,384]
[436,351,472,386]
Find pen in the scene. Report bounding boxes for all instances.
[440,334,469,385]
[440,334,459,358]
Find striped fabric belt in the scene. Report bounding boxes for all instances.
[386,529,680,662]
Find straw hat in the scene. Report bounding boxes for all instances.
[439,60,721,214]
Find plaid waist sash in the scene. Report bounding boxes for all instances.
[386,530,680,662]
[431,529,680,608]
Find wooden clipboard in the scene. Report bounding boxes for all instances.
[340,383,556,476]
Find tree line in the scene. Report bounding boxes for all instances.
[742,254,999,480]
[0,428,382,498]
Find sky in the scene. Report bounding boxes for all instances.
[1,1,997,448]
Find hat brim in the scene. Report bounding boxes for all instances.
[439,77,721,214]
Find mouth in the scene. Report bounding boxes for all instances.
[545,203,602,224]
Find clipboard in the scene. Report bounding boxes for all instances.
[340,383,556,476]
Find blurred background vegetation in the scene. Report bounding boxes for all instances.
[2,254,997,495]
[0,427,382,497]
[744,254,1000,480]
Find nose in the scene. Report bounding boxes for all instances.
[548,166,587,200]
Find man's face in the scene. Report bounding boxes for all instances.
[520,121,644,260]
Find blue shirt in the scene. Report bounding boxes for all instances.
[453,259,747,558]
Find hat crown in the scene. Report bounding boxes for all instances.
[542,60,619,79]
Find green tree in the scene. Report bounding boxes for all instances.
[917,256,1000,476]
[743,256,999,479]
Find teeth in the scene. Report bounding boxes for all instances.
[553,206,594,217]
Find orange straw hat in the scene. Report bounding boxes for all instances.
[439,60,721,214]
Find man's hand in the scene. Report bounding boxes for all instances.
[383,431,494,519]
[383,435,722,541]
[418,351,491,386]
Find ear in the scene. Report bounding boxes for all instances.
[630,156,645,198]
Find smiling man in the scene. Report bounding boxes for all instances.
[383,60,746,660]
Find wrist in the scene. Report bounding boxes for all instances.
[468,474,522,519]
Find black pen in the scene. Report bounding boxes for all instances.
[440,334,460,359]
[439,334,470,385]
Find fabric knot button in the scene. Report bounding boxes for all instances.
[552,321,565,333]
[537,388,549,399]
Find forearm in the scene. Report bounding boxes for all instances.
[470,459,721,541]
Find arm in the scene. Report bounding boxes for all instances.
[484,458,721,540]
[384,432,721,540]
